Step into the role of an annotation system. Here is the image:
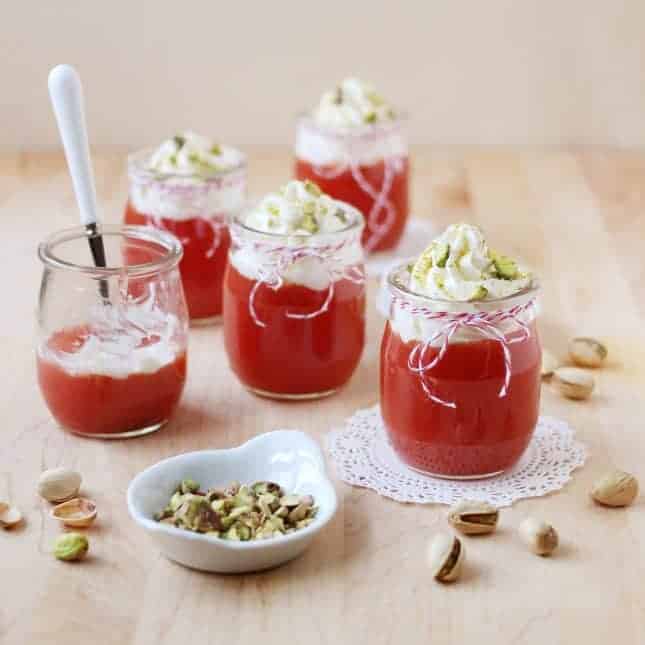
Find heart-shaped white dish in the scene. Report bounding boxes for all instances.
[127,430,337,573]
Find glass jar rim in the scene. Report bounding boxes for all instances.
[230,199,365,242]
[38,224,183,277]
[127,145,247,183]
[295,111,408,140]
[385,259,540,313]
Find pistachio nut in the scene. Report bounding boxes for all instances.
[179,479,200,495]
[447,500,499,535]
[38,467,82,503]
[541,349,559,378]
[569,337,607,368]
[552,367,594,400]
[591,470,639,507]
[0,502,23,528]
[519,518,558,556]
[427,533,465,582]
[175,495,222,533]
[54,532,89,562]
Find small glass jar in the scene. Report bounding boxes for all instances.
[223,205,366,399]
[380,262,541,479]
[37,225,189,439]
[294,115,409,254]
[124,147,247,324]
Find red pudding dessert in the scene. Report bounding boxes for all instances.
[380,322,541,477]
[223,179,366,399]
[37,324,187,437]
[124,204,230,320]
[224,264,365,397]
[126,132,246,323]
[379,222,541,478]
[295,157,409,252]
[294,78,409,253]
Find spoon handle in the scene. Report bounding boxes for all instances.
[48,65,98,227]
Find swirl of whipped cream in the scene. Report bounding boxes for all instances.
[312,77,396,130]
[146,131,245,177]
[243,180,352,235]
[409,223,532,301]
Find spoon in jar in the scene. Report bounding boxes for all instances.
[48,64,109,301]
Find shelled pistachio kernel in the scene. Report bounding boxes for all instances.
[552,367,594,400]
[591,470,639,507]
[427,533,465,582]
[447,500,499,535]
[519,518,558,556]
[569,337,607,368]
[53,532,89,562]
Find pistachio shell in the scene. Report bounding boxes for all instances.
[38,467,82,503]
[427,533,464,582]
[51,497,97,528]
[552,367,594,400]
[591,470,639,507]
[519,518,558,556]
[0,502,23,528]
[569,337,607,368]
[448,500,499,535]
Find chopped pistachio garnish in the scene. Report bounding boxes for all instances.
[155,479,318,541]
[313,77,396,128]
[304,179,322,197]
[173,135,186,149]
[210,144,222,156]
[409,223,532,301]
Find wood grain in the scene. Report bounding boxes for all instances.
[1,147,644,645]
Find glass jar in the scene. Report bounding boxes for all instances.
[294,115,409,254]
[124,147,247,324]
[380,262,541,478]
[37,225,189,439]
[223,205,366,399]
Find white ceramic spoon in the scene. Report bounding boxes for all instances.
[48,64,109,298]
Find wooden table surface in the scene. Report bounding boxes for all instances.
[1,147,644,645]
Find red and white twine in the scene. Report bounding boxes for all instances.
[392,296,537,408]
[304,123,405,252]
[232,231,365,328]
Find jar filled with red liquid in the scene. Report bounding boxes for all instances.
[37,225,189,439]
[125,132,246,324]
[294,78,409,254]
[223,180,366,399]
[379,239,541,478]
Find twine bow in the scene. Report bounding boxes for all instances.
[393,296,537,408]
[232,231,364,328]
[305,124,404,252]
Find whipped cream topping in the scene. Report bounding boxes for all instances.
[296,79,406,167]
[128,132,246,221]
[409,223,532,302]
[313,78,396,129]
[230,181,363,291]
[244,180,351,235]
[147,131,245,177]
[39,303,184,379]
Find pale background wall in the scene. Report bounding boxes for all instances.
[2,0,645,149]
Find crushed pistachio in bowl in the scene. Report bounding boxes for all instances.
[155,479,318,541]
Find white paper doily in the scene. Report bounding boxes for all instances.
[327,405,587,507]
[365,217,437,278]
